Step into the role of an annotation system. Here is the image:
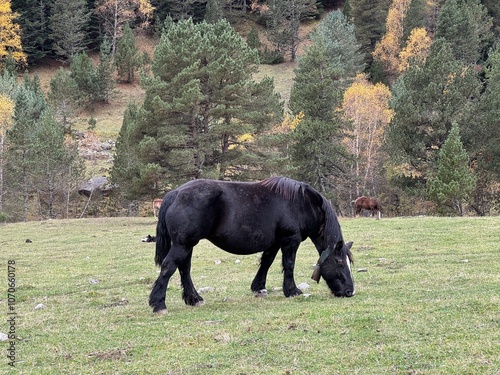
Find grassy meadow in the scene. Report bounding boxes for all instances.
[0,216,499,374]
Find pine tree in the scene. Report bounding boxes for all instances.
[287,10,363,198]
[96,38,115,103]
[348,0,391,67]
[31,109,81,219]
[482,0,500,38]
[70,39,115,107]
[246,26,261,51]
[267,0,309,61]
[5,75,47,221]
[427,123,476,215]
[111,103,145,199]
[0,0,27,69]
[474,46,500,179]
[435,0,493,64]
[205,0,223,23]
[115,24,141,83]
[49,0,91,62]
[289,10,364,120]
[385,38,481,187]
[47,68,79,132]
[112,19,282,198]
[10,0,50,64]
[70,51,99,107]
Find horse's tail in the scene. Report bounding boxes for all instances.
[154,190,177,267]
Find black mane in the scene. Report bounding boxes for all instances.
[260,176,307,201]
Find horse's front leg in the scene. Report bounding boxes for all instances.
[251,245,279,297]
[281,236,302,298]
[149,244,188,314]
[178,249,204,306]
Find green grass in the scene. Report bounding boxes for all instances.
[1,216,499,374]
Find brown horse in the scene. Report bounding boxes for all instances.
[354,196,382,219]
[153,198,163,218]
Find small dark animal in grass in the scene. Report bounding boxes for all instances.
[354,196,382,220]
[141,235,156,243]
[149,176,355,315]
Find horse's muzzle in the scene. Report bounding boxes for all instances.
[335,289,355,298]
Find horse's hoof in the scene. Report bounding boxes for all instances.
[154,308,167,315]
[194,300,205,307]
[254,289,268,298]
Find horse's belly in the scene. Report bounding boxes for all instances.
[208,225,275,255]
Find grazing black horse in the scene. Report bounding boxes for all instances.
[149,177,354,314]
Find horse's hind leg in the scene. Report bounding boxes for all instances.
[149,244,189,314]
[179,250,204,306]
[251,246,279,297]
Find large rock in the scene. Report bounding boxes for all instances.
[78,176,113,197]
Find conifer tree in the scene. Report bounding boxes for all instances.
[267,0,309,61]
[385,38,481,188]
[49,0,91,62]
[473,46,500,179]
[10,0,50,64]
[289,10,364,120]
[5,75,47,221]
[348,0,391,67]
[112,19,282,198]
[115,24,141,83]
[435,0,493,64]
[205,0,224,23]
[31,109,82,219]
[427,123,476,215]
[288,10,362,197]
[47,68,79,132]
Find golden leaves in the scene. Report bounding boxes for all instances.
[398,28,431,73]
[0,0,27,68]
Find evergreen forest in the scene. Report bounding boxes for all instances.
[0,0,499,222]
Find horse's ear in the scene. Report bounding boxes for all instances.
[345,241,353,250]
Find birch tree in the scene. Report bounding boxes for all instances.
[342,74,393,196]
[94,0,154,55]
[0,93,13,212]
[372,0,412,82]
[0,0,26,69]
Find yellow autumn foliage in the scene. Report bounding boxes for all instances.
[342,74,393,193]
[398,27,431,73]
[0,93,14,135]
[0,0,26,68]
[372,0,412,79]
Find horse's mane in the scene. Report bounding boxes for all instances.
[260,177,352,261]
[259,176,307,201]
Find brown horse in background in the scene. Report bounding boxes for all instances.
[153,198,163,218]
[354,196,382,219]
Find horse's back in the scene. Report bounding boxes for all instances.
[164,179,308,254]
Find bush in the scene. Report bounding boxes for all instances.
[260,47,284,64]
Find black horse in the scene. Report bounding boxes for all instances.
[149,177,355,314]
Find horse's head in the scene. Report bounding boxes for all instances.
[312,241,355,297]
